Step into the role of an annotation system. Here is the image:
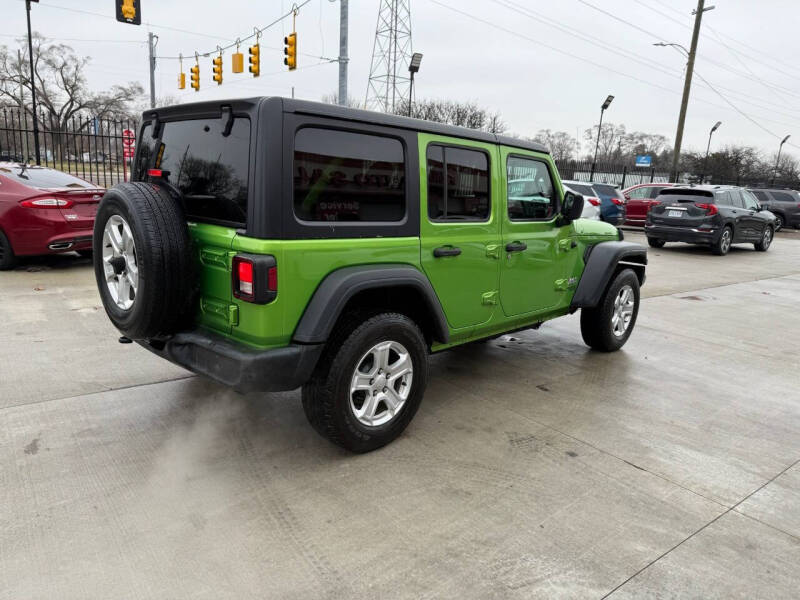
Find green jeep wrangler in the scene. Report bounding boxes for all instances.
[93,98,646,452]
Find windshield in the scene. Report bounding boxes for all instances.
[564,183,595,196]
[0,165,95,189]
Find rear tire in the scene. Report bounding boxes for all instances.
[0,229,17,271]
[302,312,428,453]
[580,269,640,352]
[93,182,196,339]
[712,226,732,256]
[754,226,773,252]
[647,237,665,248]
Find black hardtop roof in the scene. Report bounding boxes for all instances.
[143,96,549,155]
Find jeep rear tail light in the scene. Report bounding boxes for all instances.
[695,202,718,216]
[587,198,600,206]
[232,254,277,304]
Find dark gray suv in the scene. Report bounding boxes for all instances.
[748,189,800,231]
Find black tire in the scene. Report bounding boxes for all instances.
[92,182,195,339]
[773,214,784,232]
[711,226,733,256]
[754,226,774,252]
[580,269,640,352]
[0,229,17,271]
[76,249,93,259]
[647,237,665,248]
[302,312,428,453]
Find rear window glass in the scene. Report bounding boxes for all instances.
[770,191,796,203]
[564,183,595,196]
[293,127,405,222]
[155,117,251,226]
[593,184,623,201]
[659,188,713,198]
[0,165,94,189]
[134,123,157,182]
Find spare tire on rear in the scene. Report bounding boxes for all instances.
[93,182,196,339]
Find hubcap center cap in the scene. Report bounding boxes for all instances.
[110,255,126,275]
[374,374,387,390]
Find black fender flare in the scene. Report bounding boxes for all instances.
[571,241,647,309]
[292,264,450,344]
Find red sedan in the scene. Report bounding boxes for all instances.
[0,163,102,269]
[622,183,674,227]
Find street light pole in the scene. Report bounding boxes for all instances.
[773,134,791,186]
[701,121,721,183]
[666,0,714,183]
[591,95,614,180]
[25,0,41,165]
[407,53,423,118]
[338,0,349,106]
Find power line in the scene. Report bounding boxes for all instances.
[0,32,144,44]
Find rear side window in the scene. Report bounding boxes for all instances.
[427,145,490,221]
[155,117,251,226]
[770,191,796,203]
[593,184,623,202]
[728,190,745,208]
[293,128,405,222]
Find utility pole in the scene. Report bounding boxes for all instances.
[148,32,157,109]
[25,0,41,165]
[338,0,349,106]
[670,0,714,183]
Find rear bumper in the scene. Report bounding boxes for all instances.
[602,210,626,226]
[644,223,719,244]
[138,330,324,393]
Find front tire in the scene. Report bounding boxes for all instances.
[712,226,732,256]
[580,269,640,352]
[302,312,428,453]
[754,226,773,252]
[647,237,665,248]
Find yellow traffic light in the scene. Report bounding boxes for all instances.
[248,44,260,77]
[284,32,297,70]
[178,72,185,90]
[190,64,200,91]
[232,51,244,74]
[212,55,223,85]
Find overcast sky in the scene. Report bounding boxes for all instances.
[5,0,800,158]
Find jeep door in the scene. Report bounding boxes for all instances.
[419,138,501,330]
[499,150,581,316]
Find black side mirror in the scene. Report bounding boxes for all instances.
[561,191,584,223]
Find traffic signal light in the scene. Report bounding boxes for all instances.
[284,32,297,70]
[190,63,200,91]
[232,51,244,74]
[178,72,185,90]
[212,55,223,85]
[248,44,260,77]
[116,0,141,25]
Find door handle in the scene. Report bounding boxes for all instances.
[433,246,462,258]
[505,241,527,252]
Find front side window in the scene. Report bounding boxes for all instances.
[293,128,405,222]
[156,117,251,226]
[729,190,746,208]
[506,156,555,220]
[751,190,770,203]
[427,145,490,221]
[627,186,650,199]
[742,190,759,210]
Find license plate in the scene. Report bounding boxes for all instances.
[668,210,683,218]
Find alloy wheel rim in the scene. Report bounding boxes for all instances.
[764,228,772,247]
[611,284,635,337]
[349,340,413,427]
[722,230,731,252]
[101,215,138,310]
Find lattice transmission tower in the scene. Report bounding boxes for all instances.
[365,0,413,113]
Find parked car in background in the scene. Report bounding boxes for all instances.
[747,188,800,231]
[645,185,777,255]
[622,183,675,226]
[0,163,103,269]
[561,180,601,220]
[592,183,627,226]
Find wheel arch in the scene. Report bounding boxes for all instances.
[571,241,647,310]
[292,264,450,346]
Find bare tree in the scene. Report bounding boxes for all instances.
[0,34,144,134]
[531,129,577,162]
[583,122,627,162]
[321,92,362,109]
[394,98,506,134]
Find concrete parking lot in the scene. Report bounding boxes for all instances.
[2,229,799,599]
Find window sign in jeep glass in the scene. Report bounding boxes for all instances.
[293,128,405,222]
[154,118,250,226]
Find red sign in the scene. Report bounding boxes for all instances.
[123,147,135,158]
[122,129,136,146]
